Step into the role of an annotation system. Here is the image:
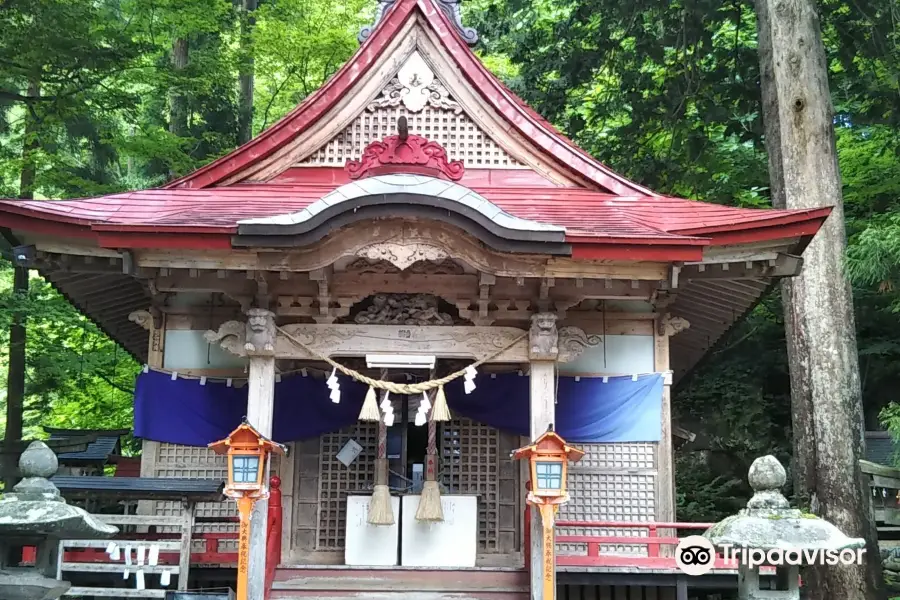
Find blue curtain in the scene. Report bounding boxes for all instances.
[447,373,663,442]
[134,370,366,445]
[134,370,663,446]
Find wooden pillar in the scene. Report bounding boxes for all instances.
[138,311,165,518]
[655,314,688,557]
[178,500,196,590]
[654,315,675,525]
[528,313,559,600]
[245,309,277,600]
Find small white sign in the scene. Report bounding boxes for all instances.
[336,439,363,467]
[401,495,478,567]
[345,495,400,566]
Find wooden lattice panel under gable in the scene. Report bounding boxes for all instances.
[316,422,378,550]
[440,418,521,556]
[151,443,238,552]
[299,104,526,169]
[556,442,658,557]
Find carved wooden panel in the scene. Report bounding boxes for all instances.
[316,422,378,550]
[557,443,658,557]
[440,418,520,555]
[299,105,526,169]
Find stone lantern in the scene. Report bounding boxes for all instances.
[705,455,866,600]
[0,441,118,600]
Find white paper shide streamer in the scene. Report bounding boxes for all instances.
[327,367,341,403]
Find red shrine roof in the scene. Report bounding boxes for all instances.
[0,186,828,260]
[0,0,830,260]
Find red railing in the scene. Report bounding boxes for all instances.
[525,505,741,571]
[555,520,720,569]
[22,476,286,578]
[23,531,239,566]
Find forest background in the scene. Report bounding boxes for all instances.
[1,0,900,522]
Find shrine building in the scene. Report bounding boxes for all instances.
[0,0,830,598]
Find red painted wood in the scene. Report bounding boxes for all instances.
[24,517,782,575]
[96,232,233,250]
[647,525,659,558]
[266,476,284,600]
[269,168,352,185]
[0,182,830,252]
[570,244,705,262]
[21,532,239,568]
[0,212,93,238]
[556,535,682,546]
[523,483,531,570]
[111,457,142,477]
[270,167,561,188]
[346,134,465,181]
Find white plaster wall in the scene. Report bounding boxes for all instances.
[163,330,247,370]
[558,334,654,375]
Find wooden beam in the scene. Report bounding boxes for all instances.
[32,241,122,258]
[682,254,801,280]
[135,229,670,280]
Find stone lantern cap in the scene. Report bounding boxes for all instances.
[705,455,865,553]
[0,441,117,541]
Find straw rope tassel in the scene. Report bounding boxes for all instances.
[416,379,444,521]
[359,385,380,421]
[368,370,394,525]
[430,384,451,422]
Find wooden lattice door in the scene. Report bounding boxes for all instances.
[439,418,521,557]
[316,422,378,550]
[556,442,658,556]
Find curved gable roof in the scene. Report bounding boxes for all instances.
[164,0,654,196]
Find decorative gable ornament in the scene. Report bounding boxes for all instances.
[368,52,462,114]
[345,117,465,181]
[360,0,477,46]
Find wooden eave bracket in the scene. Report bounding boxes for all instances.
[682,253,802,280]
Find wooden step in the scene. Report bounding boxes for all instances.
[272,567,529,599]
[271,593,529,599]
[65,587,166,598]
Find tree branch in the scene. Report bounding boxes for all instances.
[94,371,135,395]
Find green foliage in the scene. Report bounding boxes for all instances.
[468,0,900,523]
[253,0,369,131]
[468,0,769,205]
[0,261,140,451]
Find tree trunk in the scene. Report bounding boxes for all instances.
[755,1,884,598]
[237,0,258,145]
[4,79,38,490]
[169,37,190,138]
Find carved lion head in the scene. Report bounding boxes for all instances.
[247,308,271,332]
[532,313,558,332]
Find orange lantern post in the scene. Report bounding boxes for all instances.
[511,426,584,600]
[209,419,287,600]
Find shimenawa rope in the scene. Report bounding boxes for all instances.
[275,325,527,395]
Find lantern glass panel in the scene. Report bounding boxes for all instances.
[535,461,563,491]
[232,455,261,484]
